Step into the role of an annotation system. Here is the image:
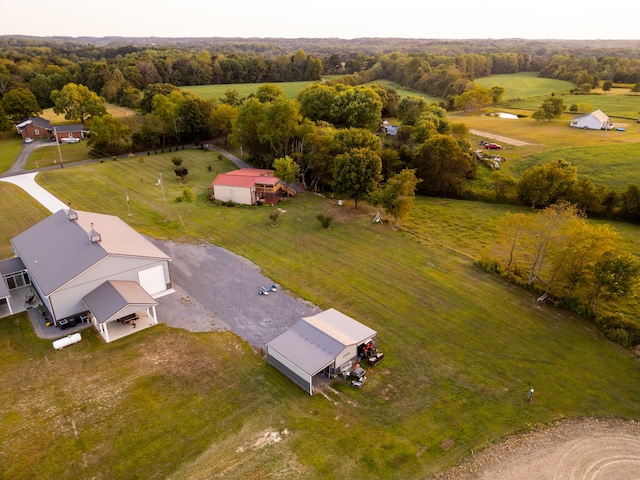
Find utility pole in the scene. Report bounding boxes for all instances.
[53,127,64,168]
[158,173,168,222]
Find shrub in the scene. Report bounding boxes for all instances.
[316,214,333,229]
[182,186,195,203]
[269,210,280,225]
[171,155,183,167]
[174,166,189,181]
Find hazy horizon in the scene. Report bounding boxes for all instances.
[2,0,637,41]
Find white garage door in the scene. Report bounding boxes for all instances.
[138,265,166,296]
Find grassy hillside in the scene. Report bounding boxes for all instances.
[474,72,575,100]
[1,152,638,478]
[182,77,344,100]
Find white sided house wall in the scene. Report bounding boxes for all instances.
[47,256,170,322]
[213,185,255,205]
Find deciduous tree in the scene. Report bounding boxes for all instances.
[371,168,421,227]
[413,134,472,197]
[209,103,237,145]
[517,159,577,208]
[273,155,300,195]
[332,147,382,209]
[1,87,42,124]
[532,96,565,122]
[51,83,107,124]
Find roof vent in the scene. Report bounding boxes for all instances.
[88,223,101,243]
[66,208,78,221]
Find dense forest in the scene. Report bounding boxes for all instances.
[2,36,640,107]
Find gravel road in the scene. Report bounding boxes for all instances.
[150,239,320,348]
[434,417,640,480]
[470,129,533,147]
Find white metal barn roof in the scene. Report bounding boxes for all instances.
[266,308,377,394]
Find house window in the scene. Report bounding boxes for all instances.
[4,271,31,290]
[68,132,73,137]
[34,129,40,135]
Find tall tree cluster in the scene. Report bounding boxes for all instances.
[490,202,639,315]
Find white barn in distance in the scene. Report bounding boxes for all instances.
[570,109,613,130]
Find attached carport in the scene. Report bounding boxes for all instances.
[266,308,377,395]
[82,280,158,343]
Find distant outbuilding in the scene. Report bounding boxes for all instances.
[570,109,613,130]
[209,168,293,205]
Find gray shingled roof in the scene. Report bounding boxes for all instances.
[82,280,157,323]
[0,257,26,276]
[267,308,377,376]
[11,209,170,296]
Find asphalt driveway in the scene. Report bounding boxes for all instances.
[150,239,320,348]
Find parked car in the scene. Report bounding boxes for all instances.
[485,143,502,150]
[24,137,33,144]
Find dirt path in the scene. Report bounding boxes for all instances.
[470,129,533,147]
[433,418,640,480]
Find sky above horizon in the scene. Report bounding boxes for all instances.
[4,0,638,40]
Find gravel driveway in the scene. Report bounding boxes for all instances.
[470,129,533,147]
[150,239,320,348]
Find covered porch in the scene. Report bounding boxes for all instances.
[92,308,158,343]
[0,257,38,319]
[0,285,40,318]
[83,280,159,343]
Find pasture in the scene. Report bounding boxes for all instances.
[1,152,640,478]
[182,77,344,100]
[40,103,137,123]
[474,72,575,100]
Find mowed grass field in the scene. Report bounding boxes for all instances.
[182,76,344,100]
[1,151,640,479]
[450,73,640,191]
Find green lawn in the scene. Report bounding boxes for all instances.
[0,183,50,258]
[474,72,575,100]
[366,79,441,103]
[183,78,332,101]
[507,143,640,189]
[0,133,25,174]
[505,92,640,119]
[1,153,639,478]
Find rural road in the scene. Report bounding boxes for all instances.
[470,129,533,147]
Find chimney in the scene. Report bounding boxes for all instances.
[88,222,101,243]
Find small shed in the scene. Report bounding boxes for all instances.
[570,109,612,130]
[209,168,285,205]
[266,308,377,395]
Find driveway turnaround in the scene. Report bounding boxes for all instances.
[152,239,320,348]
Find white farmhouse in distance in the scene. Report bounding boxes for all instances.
[570,109,613,130]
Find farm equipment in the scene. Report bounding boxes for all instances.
[350,366,367,387]
[368,352,385,366]
[358,341,385,367]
